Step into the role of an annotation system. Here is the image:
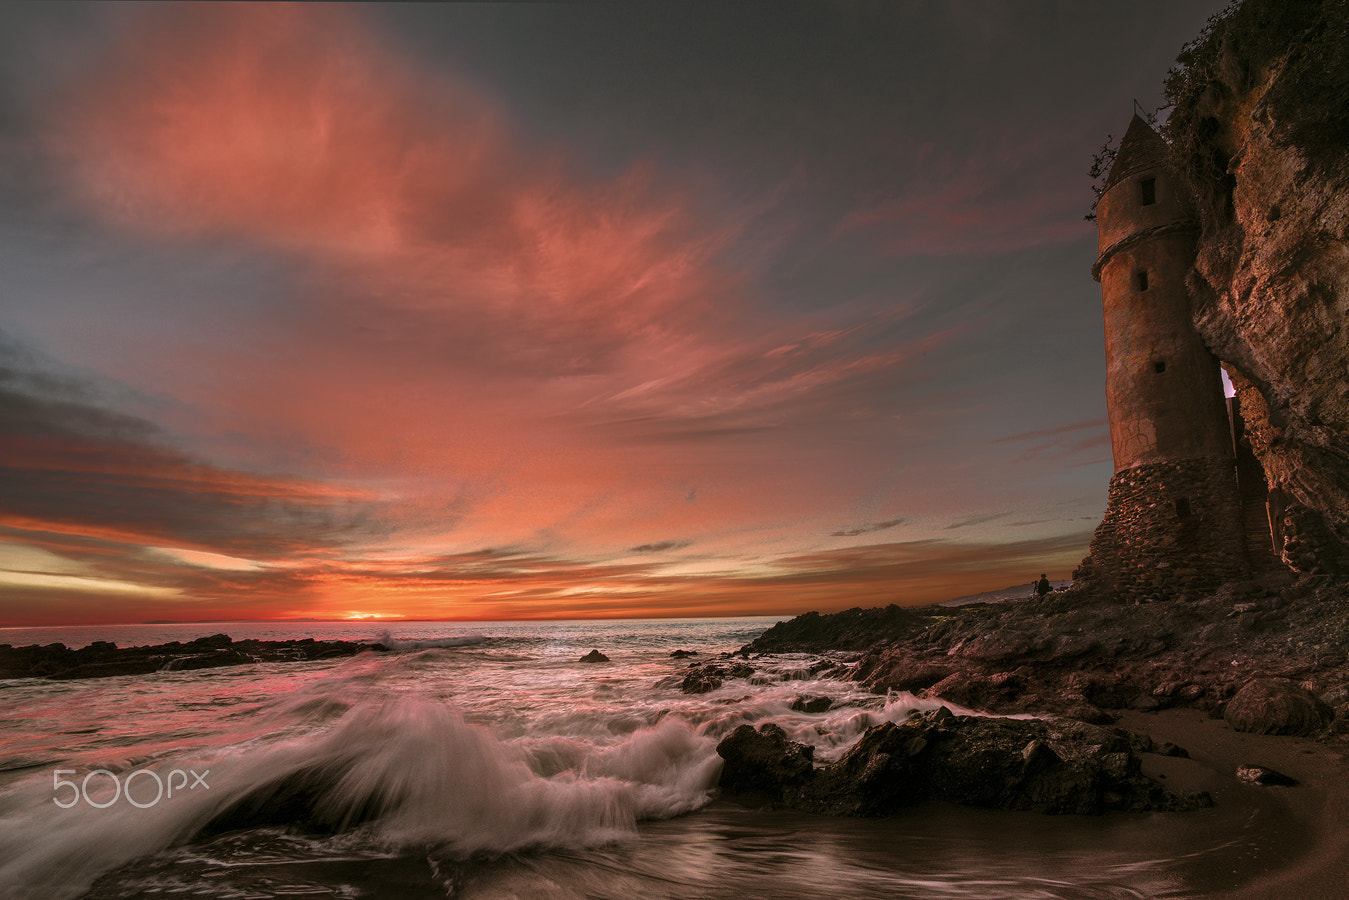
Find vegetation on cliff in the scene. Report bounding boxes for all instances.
[1163,0,1349,221]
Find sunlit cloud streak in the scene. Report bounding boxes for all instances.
[28,3,963,573]
[0,0,1216,625]
[0,340,372,558]
[830,518,906,537]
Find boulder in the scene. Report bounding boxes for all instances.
[579,650,610,663]
[1236,765,1299,786]
[716,723,814,796]
[681,661,753,694]
[716,709,1211,817]
[926,671,1024,709]
[1224,678,1334,735]
[790,695,833,713]
[681,671,722,694]
[857,653,951,693]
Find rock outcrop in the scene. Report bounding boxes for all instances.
[743,576,1349,730]
[1165,0,1349,573]
[680,660,754,694]
[741,605,930,653]
[716,708,1211,817]
[0,635,390,680]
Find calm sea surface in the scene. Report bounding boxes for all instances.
[0,618,1300,898]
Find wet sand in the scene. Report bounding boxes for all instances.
[1117,708,1349,899]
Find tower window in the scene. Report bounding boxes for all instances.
[1140,177,1157,206]
[1175,497,1193,518]
[1153,360,1166,374]
[1136,270,1149,292]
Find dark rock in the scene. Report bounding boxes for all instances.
[579,650,610,663]
[926,671,1024,709]
[790,695,833,714]
[1236,765,1300,786]
[682,671,722,694]
[1165,0,1349,573]
[953,631,1035,662]
[1224,678,1334,735]
[717,710,1212,817]
[0,635,391,680]
[1122,731,1191,759]
[1021,739,1061,769]
[670,649,698,658]
[716,723,814,797]
[681,661,753,694]
[741,605,932,653]
[856,653,951,693]
[1059,703,1115,726]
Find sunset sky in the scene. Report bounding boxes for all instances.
[0,1,1229,625]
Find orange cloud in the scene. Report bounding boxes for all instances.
[14,3,1090,626]
[48,2,735,369]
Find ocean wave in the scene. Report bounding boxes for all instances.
[373,632,489,651]
[0,695,721,899]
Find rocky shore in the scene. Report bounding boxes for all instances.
[741,575,1348,731]
[0,633,389,680]
[698,574,1349,823]
[718,708,1210,817]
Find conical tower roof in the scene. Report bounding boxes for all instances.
[1103,114,1169,192]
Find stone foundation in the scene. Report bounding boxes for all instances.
[1075,456,1249,597]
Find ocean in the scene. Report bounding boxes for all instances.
[0,618,1298,898]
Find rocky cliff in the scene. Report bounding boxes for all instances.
[1164,0,1349,573]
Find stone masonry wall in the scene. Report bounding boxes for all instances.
[1075,456,1248,598]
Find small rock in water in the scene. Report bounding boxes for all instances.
[790,695,833,713]
[579,650,609,663]
[1236,765,1299,786]
[670,649,698,658]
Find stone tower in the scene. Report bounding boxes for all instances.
[1075,115,1249,597]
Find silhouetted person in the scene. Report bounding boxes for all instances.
[1036,574,1051,598]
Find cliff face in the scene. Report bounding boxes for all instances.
[1166,0,1349,573]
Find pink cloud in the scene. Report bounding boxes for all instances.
[47,3,738,373]
[21,2,1069,623]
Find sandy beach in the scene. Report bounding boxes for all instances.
[1117,708,1349,899]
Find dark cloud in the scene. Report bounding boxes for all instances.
[830,517,906,537]
[945,512,1011,531]
[0,336,373,559]
[627,540,693,554]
